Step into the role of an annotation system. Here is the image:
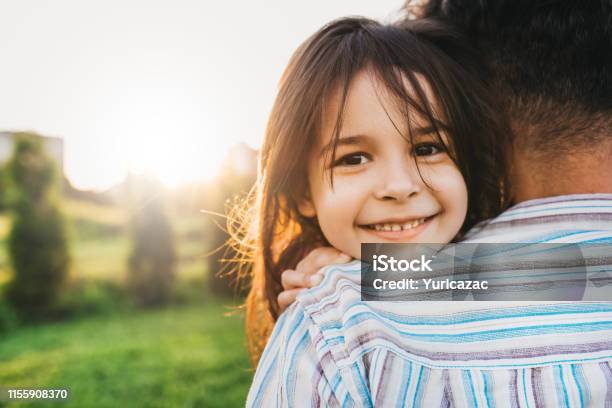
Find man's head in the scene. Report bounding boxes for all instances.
[419,0,612,201]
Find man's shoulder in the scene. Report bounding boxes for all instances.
[464,193,612,243]
[289,260,392,366]
[289,261,457,368]
[295,260,363,318]
[280,260,612,370]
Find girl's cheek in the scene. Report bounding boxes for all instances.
[425,162,463,187]
[428,164,467,206]
[445,172,468,216]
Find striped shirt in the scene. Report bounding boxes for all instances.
[247,194,612,407]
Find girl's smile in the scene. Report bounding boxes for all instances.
[357,214,435,241]
[298,69,468,259]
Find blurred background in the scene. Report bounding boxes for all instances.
[0,1,402,406]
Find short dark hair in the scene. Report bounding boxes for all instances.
[419,0,612,153]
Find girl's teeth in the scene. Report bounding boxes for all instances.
[370,218,425,232]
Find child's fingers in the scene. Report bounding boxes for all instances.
[295,247,352,281]
[280,247,351,299]
[281,268,307,290]
[277,288,305,312]
[279,248,352,311]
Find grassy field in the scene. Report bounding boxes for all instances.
[0,302,253,407]
[0,196,254,406]
[0,197,214,285]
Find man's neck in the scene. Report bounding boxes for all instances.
[509,150,612,203]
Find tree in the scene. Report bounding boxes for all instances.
[127,175,176,307]
[6,133,70,320]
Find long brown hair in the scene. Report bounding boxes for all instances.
[237,16,510,365]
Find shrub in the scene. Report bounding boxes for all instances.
[127,175,176,307]
[0,298,18,335]
[5,133,70,320]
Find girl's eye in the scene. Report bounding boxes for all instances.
[413,143,444,157]
[334,152,370,167]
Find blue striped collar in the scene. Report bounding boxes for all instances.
[509,193,612,211]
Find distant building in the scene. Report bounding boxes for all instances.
[0,131,64,173]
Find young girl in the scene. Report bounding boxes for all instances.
[238,16,509,367]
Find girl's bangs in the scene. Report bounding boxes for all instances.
[322,53,456,186]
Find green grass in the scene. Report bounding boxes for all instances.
[0,302,253,407]
[0,197,252,406]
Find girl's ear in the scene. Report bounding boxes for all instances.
[297,196,316,218]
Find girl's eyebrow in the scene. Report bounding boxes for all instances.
[412,123,451,136]
[413,126,439,136]
[319,134,369,158]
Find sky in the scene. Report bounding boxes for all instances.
[0,0,405,191]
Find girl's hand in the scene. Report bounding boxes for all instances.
[278,247,352,312]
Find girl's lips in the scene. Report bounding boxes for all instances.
[357,215,434,241]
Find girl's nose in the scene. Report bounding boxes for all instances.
[374,160,421,202]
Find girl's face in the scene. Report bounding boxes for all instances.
[298,70,468,259]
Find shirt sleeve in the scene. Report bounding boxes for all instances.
[246,302,348,407]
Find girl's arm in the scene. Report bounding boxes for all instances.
[277,247,351,312]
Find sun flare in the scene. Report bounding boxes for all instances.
[99,88,229,188]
